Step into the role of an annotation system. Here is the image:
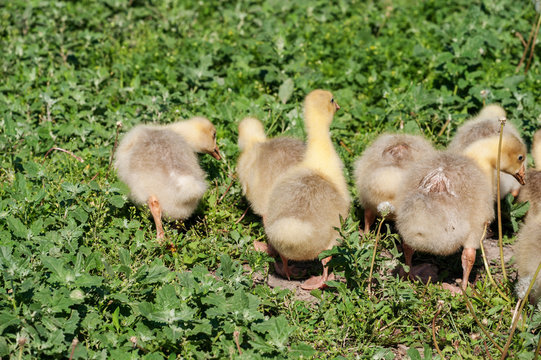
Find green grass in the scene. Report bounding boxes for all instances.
[1,0,541,358]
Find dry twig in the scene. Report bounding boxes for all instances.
[432,301,444,358]
[43,147,84,164]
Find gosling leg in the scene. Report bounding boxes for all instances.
[403,242,414,270]
[461,248,476,289]
[301,256,334,290]
[272,254,293,280]
[364,208,376,234]
[147,195,164,240]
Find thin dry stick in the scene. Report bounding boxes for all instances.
[535,332,541,360]
[525,13,541,73]
[217,179,234,204]
[516,17,537,72]
[510,299,522,329]
[432,301,444,358]
[496,118,508,282]
[500,262,541,359]
[340,140,353,155]
[233,330,242,355]
[69,338,79,360]
[234,207,249,224]
[437,115,451,137]
[463,291,504,354]
[43,147,84,163]
[479,223,511,302]
[367,216,385,294]
[515,31,528,48]
[484,340,495,360]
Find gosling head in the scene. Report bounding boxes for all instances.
[500,134,527,185]
[238,117,266,151]
[478,104,506,121]
[303,89,340,129]
[181,117,222,160]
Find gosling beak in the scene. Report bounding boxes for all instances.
[210,147,222,160]
[334,102,340,112]
[513,164,526,185]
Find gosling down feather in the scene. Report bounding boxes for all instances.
[114,117,221,239]
[515,214,541,303]
[354,133,436,233]
[448,104,525,198]
[518,129,541,221]
[265,89,350,290]
[237,117,305,217]
[396,133,526,289]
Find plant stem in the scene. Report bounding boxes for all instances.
[516,17,537,72]
[463,291,504,354]
[525,13,541,74]
[535,332,541,360]
[479,224,511,302]
[496,119,507,282]
[501,261,541,359]
[432,301,444,358]
[367,216,385,295]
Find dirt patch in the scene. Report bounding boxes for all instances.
[245,236,517,301]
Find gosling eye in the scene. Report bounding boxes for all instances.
[330,98,335,103]
[212,132,216,140]
[518,155,524,161]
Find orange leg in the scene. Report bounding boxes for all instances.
[403,242,414,270]
[364,208,376,234]
[270,256,306,280]
[147,195,164,240]
[301,256,335,290]
[273,254,294,280]
[461,248,476,289]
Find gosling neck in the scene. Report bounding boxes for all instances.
[533,140,541,170]
[302,114,349,201]
[462,136,500,189]
[241,132,266,151]
[166,121,199,150]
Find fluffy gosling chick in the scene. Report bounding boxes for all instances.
[518,129,541,221]
[114,117,221,239]
[237,117,305,217]
[515,214,541,303]
[448,104,524,198]
[396,133,526,289]
[353,133,436,233]
[265,89,349,290]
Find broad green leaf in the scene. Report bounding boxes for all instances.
[0,312,20,334]
[217,254,233,279]
[289,343,316,358]
[6,216,29,239]
[407,348,422,360]
[108,195,126,208]
[0,336,9,357]
[278,78,294,104]
[112,306,120,332]
[252,315,293,351]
